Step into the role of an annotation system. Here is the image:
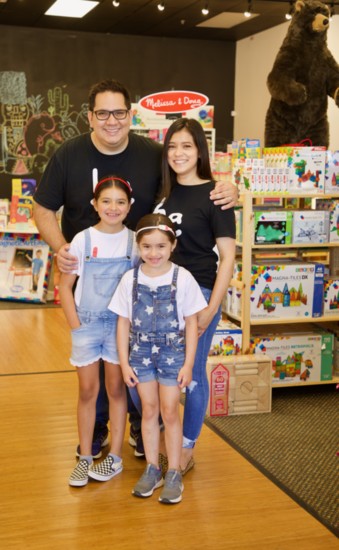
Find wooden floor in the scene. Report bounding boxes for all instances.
[0,308,337,549]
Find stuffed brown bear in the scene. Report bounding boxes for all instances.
[264,0,339,148]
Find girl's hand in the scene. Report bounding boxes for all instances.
[121,365,139,387]
[177,364,192,389]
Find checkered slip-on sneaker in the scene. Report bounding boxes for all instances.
[69,459,91,487]
[88,455,123,482]
[159,469,183,504]
[132,464,164,498]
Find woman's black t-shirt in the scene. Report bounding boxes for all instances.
[156,181,235,289]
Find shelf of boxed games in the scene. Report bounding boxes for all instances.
[225,191,339,387]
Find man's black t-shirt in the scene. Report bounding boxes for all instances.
[156,181,235,289]
[34,132,163,241]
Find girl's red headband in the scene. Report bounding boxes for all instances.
[93,176,132,195]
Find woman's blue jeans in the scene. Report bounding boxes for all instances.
[182,286,221,448]
[129,285,221,449]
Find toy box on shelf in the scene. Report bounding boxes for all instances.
[232,261,325,320]
[323,275,339,316]
[206,354,272,416]
[0,232,52,303]
[325,150,339,193]
[250,329,333,384]
[292,210,330,243]
[254,211,293,244]
[208,319,242,356]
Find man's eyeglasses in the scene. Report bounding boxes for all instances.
[93,109,129,121]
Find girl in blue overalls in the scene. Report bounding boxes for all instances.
[109,213,207,504]
[59,175,139,487]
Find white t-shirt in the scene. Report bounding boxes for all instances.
[70,226,139,306]
[108,263,207,330]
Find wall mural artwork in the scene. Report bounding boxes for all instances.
[0,71,89,199]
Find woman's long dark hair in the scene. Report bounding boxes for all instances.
[161,118,213,200]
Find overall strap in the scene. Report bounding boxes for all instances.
[171,265,179,300]
[126,229,134,259]
[84,228,91,262]
[132,266,139,303]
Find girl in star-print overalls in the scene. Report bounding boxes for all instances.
[109,213,207,504]
[59,175,139,488]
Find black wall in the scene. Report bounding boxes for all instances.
[0,25,235,199]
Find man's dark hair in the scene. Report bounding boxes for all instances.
[88,79,131,111]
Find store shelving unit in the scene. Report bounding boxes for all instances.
[228,191,339,387]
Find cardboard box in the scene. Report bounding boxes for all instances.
[234,261,324,319]
[329,202,339,243]
[250,331,333,383]
[254,211,293,245]
[207,355,272,416]
[288,146,326,193]
[292,210,329,244]
[0,233,51,302]
[209,319,242,356]
[323,275,339,316]
[325,150,339,194]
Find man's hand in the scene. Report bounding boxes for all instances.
[210,180,239,209]
[56,243,78,273]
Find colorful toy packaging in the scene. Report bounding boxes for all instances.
[233,261,325,319]
[250,330,333,383]
[292,210,330,243]
[254,211,293,244]
[209,319,242,356]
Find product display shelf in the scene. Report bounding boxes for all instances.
[228,191,339,387]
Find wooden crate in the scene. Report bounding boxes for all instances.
[206,354,272,416]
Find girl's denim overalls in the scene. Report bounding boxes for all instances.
[129,265,185,386]
[70,228,133,366]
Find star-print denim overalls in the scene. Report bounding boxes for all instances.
[70,228,134,367]
[129,265,185,386]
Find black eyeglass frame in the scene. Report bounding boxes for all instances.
[92,109,130,121]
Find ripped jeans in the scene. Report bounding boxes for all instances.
[182,286,221,449]
[128,286,221,450]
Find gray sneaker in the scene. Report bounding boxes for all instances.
[132,464,164,498]
[159,469,183,504]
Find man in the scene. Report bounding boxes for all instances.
[33,79,238,459]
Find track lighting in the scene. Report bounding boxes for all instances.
[244,1,252,18]
[112,0,120,7]
[157,2,165,11]
[202,3,209,16]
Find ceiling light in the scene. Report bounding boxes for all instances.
[244,1,252,18]
[285,1,293,20]
[45,0,99,18]
[157,2,165,12]
[202,3,209,16]
[112,0,120,6]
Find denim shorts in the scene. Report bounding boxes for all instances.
[70,311,118,367]
[129,337,185,387]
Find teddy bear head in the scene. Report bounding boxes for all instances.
[293,0,330,34]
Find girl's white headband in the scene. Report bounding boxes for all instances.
[136,224,175,236]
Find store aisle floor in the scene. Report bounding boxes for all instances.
[0,308,337,549]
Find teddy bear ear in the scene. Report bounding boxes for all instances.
[295,0,305,13]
